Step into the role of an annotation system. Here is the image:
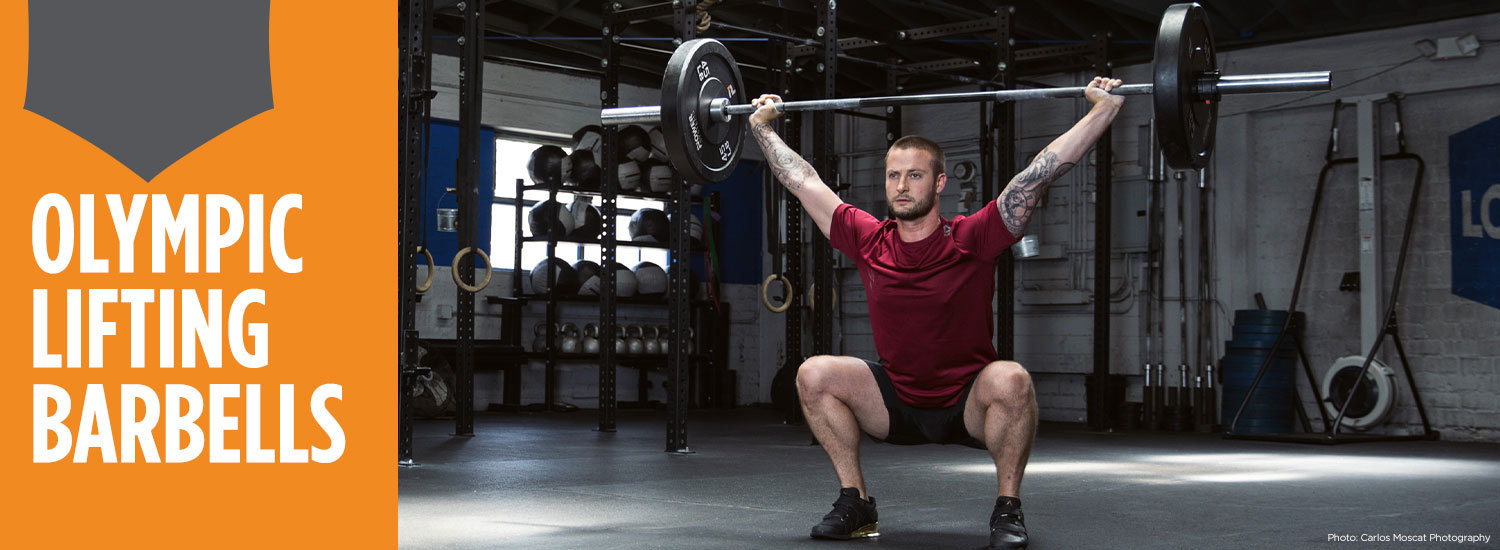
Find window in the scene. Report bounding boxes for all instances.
[491,138,670,272]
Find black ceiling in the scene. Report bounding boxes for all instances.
[431,0,1500,96]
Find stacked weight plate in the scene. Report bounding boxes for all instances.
[1220,310,1303,434]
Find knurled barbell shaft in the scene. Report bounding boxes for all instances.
[600,70,1329,126]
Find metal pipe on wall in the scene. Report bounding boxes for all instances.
[1197,167,1213,382]
[1144,120,1166,369]
[1175,170,1188,372]
[1087,32,1113,431]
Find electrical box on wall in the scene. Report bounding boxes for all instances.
[1112,178,1149,252]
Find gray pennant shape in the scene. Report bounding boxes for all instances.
[24,0,273,181]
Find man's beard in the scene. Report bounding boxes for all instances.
[887,189,937,221]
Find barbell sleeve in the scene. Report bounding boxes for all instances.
[601,105,663,126]
[1212,71,1331,94]
[599,71,1330,126]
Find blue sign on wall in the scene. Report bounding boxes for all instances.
[1450,114,1500,310]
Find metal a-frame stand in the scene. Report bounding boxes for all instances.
[1227,93,1438,444]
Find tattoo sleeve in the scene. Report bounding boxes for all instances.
[750,121,816,192]
[998,150,1075,236]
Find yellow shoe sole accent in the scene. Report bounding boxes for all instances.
[851,522,879,538]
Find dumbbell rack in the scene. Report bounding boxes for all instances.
[505,177,716,423]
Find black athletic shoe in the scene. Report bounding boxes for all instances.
[810,487,879,540]
[988,496,1028,549]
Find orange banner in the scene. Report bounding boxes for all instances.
[1,1,395,547]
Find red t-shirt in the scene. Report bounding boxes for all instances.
[830,200,1019,408]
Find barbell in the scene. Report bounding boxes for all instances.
[600,3,1332,185]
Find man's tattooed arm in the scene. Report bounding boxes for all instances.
[751,121,818,192]
[748,120,841,239]
[998,150,1075,236]
[994,79,1122,236]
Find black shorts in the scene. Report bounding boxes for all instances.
[864,360,986,449]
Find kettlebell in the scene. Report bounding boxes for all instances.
[626,325,645,355]
[643,327,660,354]
[582,323,600,354]
[614,325,627,354]
[560,323,580,353]
[655,325,670,354]
[532,323,548,352]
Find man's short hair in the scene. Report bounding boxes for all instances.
[886,135,946,176]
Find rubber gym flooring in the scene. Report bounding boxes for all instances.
[399,408,1499,549]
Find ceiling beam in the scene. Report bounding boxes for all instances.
[432,12,663,86]
[1198,1,1266,34]
[1328,0,1363,20]
[535,0,587,32]
[1216,0,1500,52]
[889,0,988,20]
[1269,0,1313,29]
[1027,0,1104,41]
[503,0,603,31]
[1075,0,1161,23]
[1071,0,1158,41]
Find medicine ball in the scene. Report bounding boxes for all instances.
[567,198,603,242]
[646,161,677,193]
[617,160,643,192]
[528,199,574,238]
[648,126,669,162]
[572,125,604,159]
[619,125,652,163]
[634,261,668,295]
[562,150,600,190]
[629,208,670,243]
[527,145,567,188]
[530,257,579,295]
[574,260,603,296]
[608,261,638,298]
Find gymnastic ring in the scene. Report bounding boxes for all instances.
[414,246,435,293]
[807,282,836,311]
[760,273,792,313]
[451,247,493,293]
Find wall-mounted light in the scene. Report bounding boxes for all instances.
[948,159,981,213]
[950,160,977,182]
[1414,33,1479,60]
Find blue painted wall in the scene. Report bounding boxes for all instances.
[691,160,763,285]
[422,120,495,267]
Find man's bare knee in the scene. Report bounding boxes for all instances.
[978,361,1034,405]
[796,355,841,399]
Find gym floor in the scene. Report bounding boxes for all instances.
[398,409,1499,549]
